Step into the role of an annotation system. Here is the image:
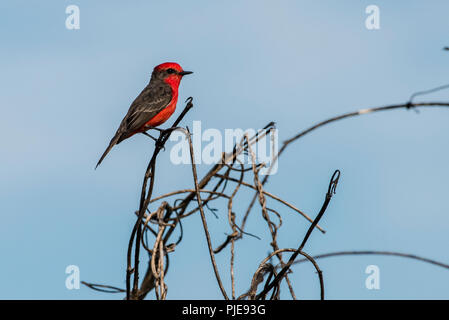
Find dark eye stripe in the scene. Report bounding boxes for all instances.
[166,68,176,74]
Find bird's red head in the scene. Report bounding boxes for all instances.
[152,62,193,88]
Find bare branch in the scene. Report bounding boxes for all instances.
[186,127,229,300]
[292,250,449,270]
[255,170,341,300]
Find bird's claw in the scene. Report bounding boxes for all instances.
[155,140,166,151]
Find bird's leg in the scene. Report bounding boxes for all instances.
[149,126,184,136]
[142,131,167,151]
[145,127,185,151]
[151,127,182,134]
[149,126,180,142]
[141,132,158,142]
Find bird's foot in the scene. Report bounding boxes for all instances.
[155,140,166,151]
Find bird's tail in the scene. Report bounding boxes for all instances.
[95,133,122,169]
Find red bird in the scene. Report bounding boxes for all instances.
[96,62,192,168]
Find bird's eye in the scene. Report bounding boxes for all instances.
[166,68,176,74]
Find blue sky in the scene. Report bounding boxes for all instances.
[1,1,448,299]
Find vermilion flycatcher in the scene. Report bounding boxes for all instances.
[96,62,192,168]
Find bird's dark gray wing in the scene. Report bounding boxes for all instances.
[95,80,172,168]
[120,80,173,139]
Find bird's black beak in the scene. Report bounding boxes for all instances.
[179,70,193,76]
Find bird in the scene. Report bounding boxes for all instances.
[95,62,192,168]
